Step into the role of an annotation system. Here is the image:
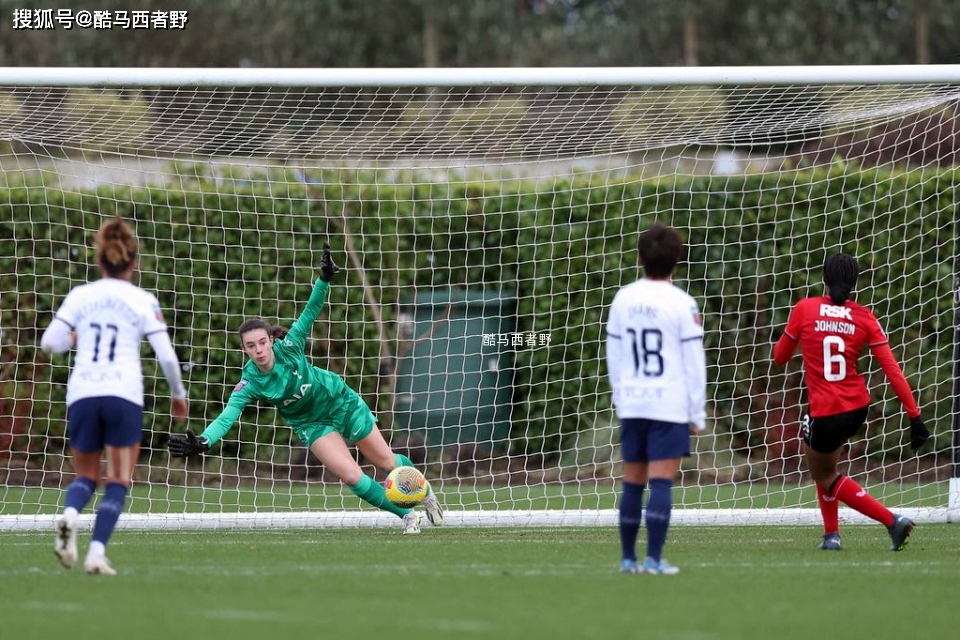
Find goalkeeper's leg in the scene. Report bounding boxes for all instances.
[309,432,411,519]
[355,425,445,526]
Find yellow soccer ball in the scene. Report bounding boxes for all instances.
[384,467,429,508]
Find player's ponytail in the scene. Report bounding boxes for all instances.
[823,253,860,306]
[95,217,138,278]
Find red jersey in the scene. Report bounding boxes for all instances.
[776,296,889,417]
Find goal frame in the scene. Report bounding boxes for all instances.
[2,64,959,530]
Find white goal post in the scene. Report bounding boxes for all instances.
[1,65,958,531]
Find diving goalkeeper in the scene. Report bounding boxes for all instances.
[168,243,443,534]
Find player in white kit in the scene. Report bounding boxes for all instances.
[606,223,707,575]
[40,217,188,575]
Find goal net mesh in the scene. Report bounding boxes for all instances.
[1,79,956,529]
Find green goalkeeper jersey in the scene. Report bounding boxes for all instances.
[200,279,354,447]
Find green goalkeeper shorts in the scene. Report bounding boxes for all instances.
[292,390,377,447]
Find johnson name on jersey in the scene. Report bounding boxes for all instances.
[780,296,887,417]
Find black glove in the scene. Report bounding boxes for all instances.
[168,429,209,458]
[319,242,340,282]
[908,416,930,452]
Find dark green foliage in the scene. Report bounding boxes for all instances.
[2,165,955,465]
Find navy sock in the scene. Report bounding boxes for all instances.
[64,477,96,513]
[645,478,673,562]
[92,482,128,546]
[618,481,645,562]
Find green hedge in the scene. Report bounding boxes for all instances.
[1,165,955,465]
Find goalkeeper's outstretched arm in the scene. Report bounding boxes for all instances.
[169,380,256,456]
[200,381,257,448]
[285,242,340,350]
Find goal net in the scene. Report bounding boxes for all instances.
[1,67,957,530]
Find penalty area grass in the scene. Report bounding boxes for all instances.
[1,524,956,640]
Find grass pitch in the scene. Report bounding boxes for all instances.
[2,480,947,514]
[2,524,956,640]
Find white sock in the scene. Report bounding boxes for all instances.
[87,541,106,558]
[62,507,79,521]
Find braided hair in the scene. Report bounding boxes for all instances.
[823,253,860,305]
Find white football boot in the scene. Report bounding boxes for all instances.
[422,486,445,527]
[54,512,78,569]
[401,511,422,535]
[84,554,117,576]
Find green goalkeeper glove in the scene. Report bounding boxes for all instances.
[908,416,930,452]
[168,429,209,458]
[320,242,340,282]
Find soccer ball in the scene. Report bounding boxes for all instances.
[384,467,429,508]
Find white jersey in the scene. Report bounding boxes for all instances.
[51,278,169,407]
[605,278,707,428]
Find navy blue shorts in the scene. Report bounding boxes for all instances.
[67,396,143,452]
[620,418,691,463]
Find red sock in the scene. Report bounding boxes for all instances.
[831,476,895,527]
[816,484,839,535]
